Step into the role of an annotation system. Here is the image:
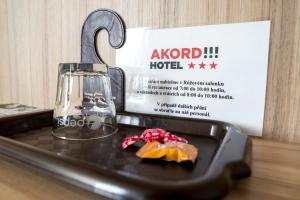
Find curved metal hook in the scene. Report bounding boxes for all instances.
[81,9,125,64]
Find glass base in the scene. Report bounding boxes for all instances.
[52,125,118,140]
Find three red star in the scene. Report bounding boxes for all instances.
[210,62,217,69]
[187,62,218,69]
[188,62,195,69]
[199,62,206,69]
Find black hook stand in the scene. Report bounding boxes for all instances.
[80,9,126,112]
[81,9,125,63]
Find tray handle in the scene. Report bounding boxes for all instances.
[207,127,252,180]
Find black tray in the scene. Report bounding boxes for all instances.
[0,110,251,200]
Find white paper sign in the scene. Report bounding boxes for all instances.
[116,21,270,136]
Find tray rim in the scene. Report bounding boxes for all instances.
[0,110,251,199]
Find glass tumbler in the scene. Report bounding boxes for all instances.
[52,63,118,140]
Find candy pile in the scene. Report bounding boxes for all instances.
[136,141,198,163]
[121,128,198,164]
[121,128,188,150]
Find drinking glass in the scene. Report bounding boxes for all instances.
[52,63,117,140]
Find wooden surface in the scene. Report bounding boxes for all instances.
[0,0,300,143]
[0,138,299,200]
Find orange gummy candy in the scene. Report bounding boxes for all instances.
[136,141,198,163]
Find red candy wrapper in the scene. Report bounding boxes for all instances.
[121,128,188,150]
[140,128,170,143]
[121,136,140,150]
[163,134,188,143]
